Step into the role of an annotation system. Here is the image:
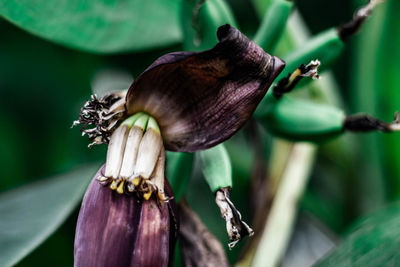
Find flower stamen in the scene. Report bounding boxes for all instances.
[109,179,120,190]
[116,180,125,194]
[119,115,147,179]
[72,91,127,147]
[143,191,153,201]
[133,117,163,180]
[96,112,167,201]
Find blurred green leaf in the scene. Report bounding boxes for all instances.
[0,163,99,267]
[0,0,181,53]
[166,151,194,201]
[0,113,25,190]
[374,0,400,198]
[197,144,232,192]
[181,0,237,51]
[253,0,293,53]
[251,0,273,18]
[173,240,183,267]
[316,202,400,266]
[350,0,388,213]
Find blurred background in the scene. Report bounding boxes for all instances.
[0,0,399,266]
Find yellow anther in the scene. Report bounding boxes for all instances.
[158,191,168,202]
[288,69,302,85]
[116,180,125,194]
[110,180,119,190]
[143,191,152,200]
[133,177,141,186]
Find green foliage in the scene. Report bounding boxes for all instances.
[375,0,400,198]
[0,0,181,53]
[0,164,99,267]
[253,0,294,53]
[317,202,400,266]
[0,0,399,265]
[181,0,237,51]
[351,0,388,212]
[166,151,194,201]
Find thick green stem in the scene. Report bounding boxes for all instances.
[253,0,294,53]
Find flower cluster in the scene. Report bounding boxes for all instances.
[73,24,285,267]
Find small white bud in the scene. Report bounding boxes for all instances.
[104,125,129,179]
[119,126,144,179]
[133,128,163,180]
[152,147,165,193]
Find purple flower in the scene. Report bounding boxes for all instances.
[73,24,284,267]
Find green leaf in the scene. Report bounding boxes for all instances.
[350,0,388,211]
[166,151,194,201]
[374,0,400,198]
[316,202,400,266]
[0,163,100,267]
[253,0,294,53]
[0,0,181,53]
[197,144,232,192]
[181,0,237,51]
[251,0,273,18]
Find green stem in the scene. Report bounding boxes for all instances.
[245,9,346,266]
[252,143,316,267]
[253,0,294,53]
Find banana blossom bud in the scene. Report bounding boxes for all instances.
[73,24,286,267]
[74,166,178,267]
